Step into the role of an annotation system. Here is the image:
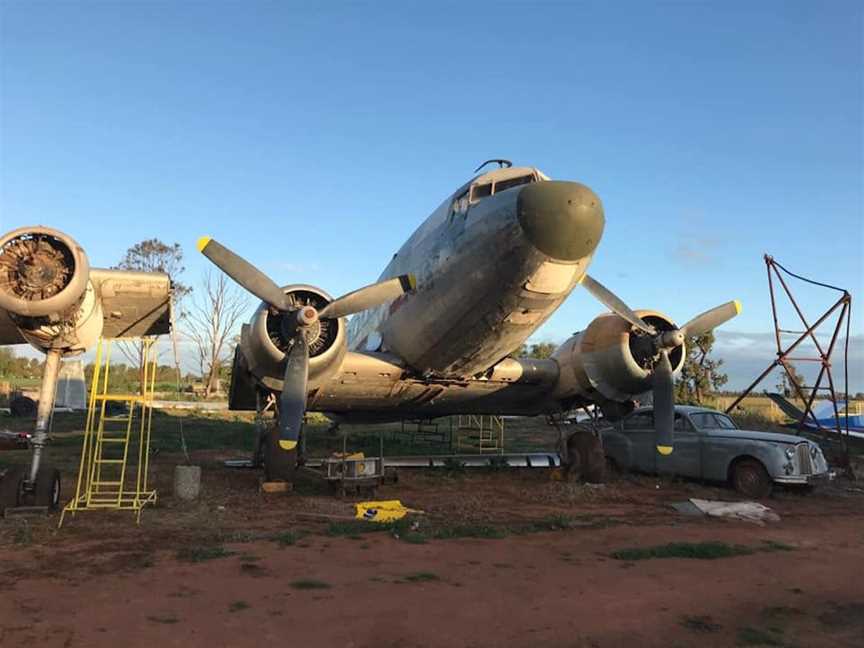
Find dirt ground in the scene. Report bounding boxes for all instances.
[1,439,863,648]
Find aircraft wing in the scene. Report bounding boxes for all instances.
[91,269,172,338]
[0,269,172,346]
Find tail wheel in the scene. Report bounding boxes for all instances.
[732,458,773,498]
[0,465,26,515]
[34,465,61,510]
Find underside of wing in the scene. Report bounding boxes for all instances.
[91,268,172,339]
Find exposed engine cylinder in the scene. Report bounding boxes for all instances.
[0,227,90,317]
[0,226,101,353]
[239,284,347,392]
[553,310,685,403]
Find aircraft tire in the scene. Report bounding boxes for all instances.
[564,429,606,483]
[33,465,62,510]
[263,428,297,483]
[0,465,25,515]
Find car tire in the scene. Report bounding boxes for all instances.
[732,458,773,498]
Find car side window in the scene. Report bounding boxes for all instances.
[674,413,693,432]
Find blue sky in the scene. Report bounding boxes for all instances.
[1,2,862,389]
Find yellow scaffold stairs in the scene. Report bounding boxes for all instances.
[59,338,158,527]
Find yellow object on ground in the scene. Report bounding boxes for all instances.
[355,499,423,523]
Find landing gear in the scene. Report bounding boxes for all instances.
[254,390,298,483]
[2,348,65,514]
[0,464,59,514]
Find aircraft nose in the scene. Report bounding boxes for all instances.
[517,181,605,261]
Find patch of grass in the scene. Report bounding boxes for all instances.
[147,615,179,624]
[289,579,331,590]
[761,540,795,552]
[611,541,756,561]
[736,626,783,646]
[433,524,507,540]
[228,600,250,613]
[176,545,235,563]
[680,615,721,633]
[521,514,575,532]
[272,530,304,547]
[12,523,32,546]
[402,571,439,583]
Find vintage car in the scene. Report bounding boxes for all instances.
[600,406,828,497]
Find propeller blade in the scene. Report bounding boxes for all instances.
[581,274,656,335]
[653,348,674,456]
[678,300,741,338]
[277,335,309,451]
[197,236,289,310]
[318,274,416,320]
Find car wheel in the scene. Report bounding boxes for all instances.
[732,459,773,498]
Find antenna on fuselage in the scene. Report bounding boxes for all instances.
[473,159,513,173]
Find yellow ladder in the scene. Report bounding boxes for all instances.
[59,338,159,527]
[453,415,505,454]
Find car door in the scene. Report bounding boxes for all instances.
[621,411,656,473]
[657,413,702,478]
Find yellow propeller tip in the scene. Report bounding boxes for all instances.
[734,299,742,315]
[196,236,212,253]
[657,445,673,456]
[278,440,298,451]
[407,273,417,291]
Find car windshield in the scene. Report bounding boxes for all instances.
[690,412,738,430]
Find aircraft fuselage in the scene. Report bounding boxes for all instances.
[346,166,605,378]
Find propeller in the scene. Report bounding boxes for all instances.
[198,236,415,452]
[582,273,741,455]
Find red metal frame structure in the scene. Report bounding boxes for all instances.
[725,255,853,469]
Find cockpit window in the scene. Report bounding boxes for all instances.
[469,174,537,204]
[471,183,492,202]
[494,174,535,193]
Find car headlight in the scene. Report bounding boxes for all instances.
[785,447,795,460]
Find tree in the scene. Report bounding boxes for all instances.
[185,271,249,398]
[116,238,191,299]
[516,342,558,359]
[776,362,808,398]
[114,238,190,374]
[674,332,728,404]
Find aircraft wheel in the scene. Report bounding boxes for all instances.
[263,428,297,483]
[732,458,773,499]
[0,465,25,515]
[565,430,606,483]
[34,465,61,510]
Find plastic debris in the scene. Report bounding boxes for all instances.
[354,499,423,523]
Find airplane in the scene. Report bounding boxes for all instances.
[198,159,742,481]
[0,226,172,513]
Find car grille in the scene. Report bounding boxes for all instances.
[796,443,813,475]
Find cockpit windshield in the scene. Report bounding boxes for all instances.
[469,174,536,203]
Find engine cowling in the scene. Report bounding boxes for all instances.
[552,309,685,403]
[238,284,347,393]
[0,226,102,353]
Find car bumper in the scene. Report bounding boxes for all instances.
[774,472,829,485]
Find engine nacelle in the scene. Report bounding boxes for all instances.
[553,310,685,403]
[238,285,347,393]
[0,226,102,354]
